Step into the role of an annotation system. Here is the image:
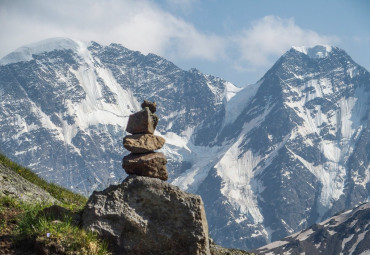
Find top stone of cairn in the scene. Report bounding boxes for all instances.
[141,100,157,113]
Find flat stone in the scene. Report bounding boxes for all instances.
[82,175,210,255]
[141,100,157,113]
[122,152,168,181]
[123,134,165,153]
[126,108,158,134]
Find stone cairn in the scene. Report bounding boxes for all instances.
[122,100,168,181]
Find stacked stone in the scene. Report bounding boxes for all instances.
[122,100,168,181]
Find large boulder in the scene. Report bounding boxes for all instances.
[82,176,210,255]
[122,152,168,181]
[123,134,165,153]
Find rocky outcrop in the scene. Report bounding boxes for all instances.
[0,162,57,204]
[83,100,210,254]
[82,175,210,255]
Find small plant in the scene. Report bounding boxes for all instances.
[12,200,111,255]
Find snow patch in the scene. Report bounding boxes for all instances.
[0,38,80,65]
[296,229,314,241]
[258,240,289,250]
[223,80,261,126]
[224,81,243,102]
[349,232,367,255]
[293,45,333,59]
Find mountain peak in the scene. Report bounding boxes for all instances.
[292,45,335,59]
[0,37,82,65]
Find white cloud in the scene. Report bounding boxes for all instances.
[234,16,338,67]
[0,3,340,85]
[0,0,225,61]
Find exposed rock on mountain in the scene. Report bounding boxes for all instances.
[82,175,210,255]
[180,45,370,249]
[0,162,57,204]
[254,202,370,255]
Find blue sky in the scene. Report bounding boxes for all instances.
[1,0,369,86]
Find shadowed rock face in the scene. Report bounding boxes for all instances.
[82,175,210,255]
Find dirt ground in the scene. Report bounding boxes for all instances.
[0,207,37,255]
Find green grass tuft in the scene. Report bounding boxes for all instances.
[14,202,111,255]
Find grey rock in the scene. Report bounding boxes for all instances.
[126,108,158,135]
[123,134,165,153]
[82,175,210,255]
[122,152,168,181]
[0,162,57,204]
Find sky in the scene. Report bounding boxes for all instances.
[1,0,369,86]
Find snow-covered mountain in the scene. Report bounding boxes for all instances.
[185,45,370,249]
[0,39,369,250]
[0,37,238,193]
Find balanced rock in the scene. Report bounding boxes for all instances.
[141,100,157,113]
[82,175,210,255]
[122,152,168,181]
[123,134,165,153]
[126,107,158,135]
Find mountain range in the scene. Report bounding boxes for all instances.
[0,38,369,250]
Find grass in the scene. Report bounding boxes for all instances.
[0,196,111,255]
[0,152,87,210]
[0,154,111,254]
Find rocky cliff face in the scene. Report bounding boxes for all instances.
[254,202,370,255]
